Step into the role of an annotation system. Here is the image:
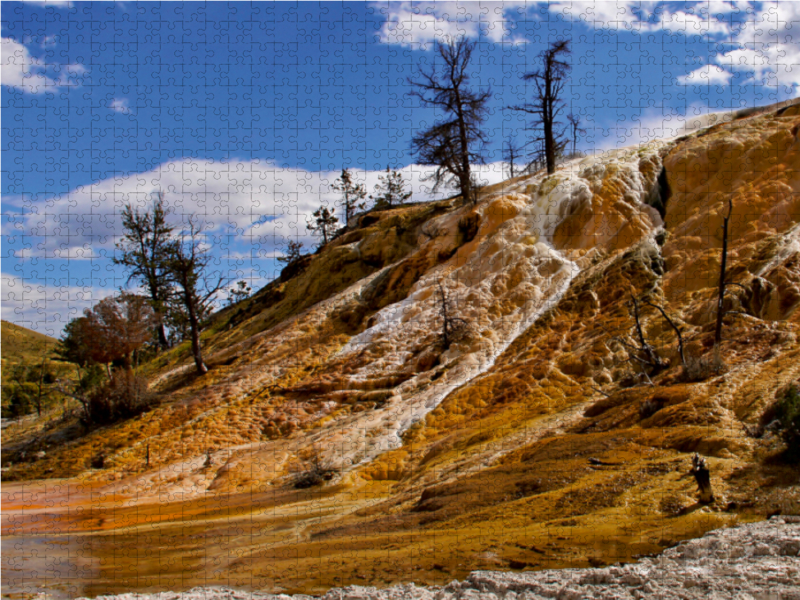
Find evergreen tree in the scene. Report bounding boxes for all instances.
[331,169,367,223]
[276,240,305,265]
[114,191,174,349]
[306,206,339,246]
[227,280,252,305]
[370,167,412,209]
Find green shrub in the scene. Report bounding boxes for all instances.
[1,382,38,418]
[776,384,800,463]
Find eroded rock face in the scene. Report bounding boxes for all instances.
[662,108,800,306]
[77,518,800,600]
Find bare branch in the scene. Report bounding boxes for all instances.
[641,299,686,369]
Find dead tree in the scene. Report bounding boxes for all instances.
[503,134,525,179]
[713,201,748,353]
[641,299,687,370]
[566,113,587,157]
[409,37,492,205]
[114,191,175,351]
[690,453,714,504]
[612,290,689,380]
[613,293,668,379]
[167,218,225,375]
[435,280,470,350]
[508,40,571,175]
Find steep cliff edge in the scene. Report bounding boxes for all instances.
[2,101,799,598]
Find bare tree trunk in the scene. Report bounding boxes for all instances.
[690,453,714,504]
[455,93,474,204]
[544,111,555,174]
[438,282,451,349]
[714,201,733,350]
[631,295,665,371]
[544,57,556,175]
[642,300,687,370]
[186,295,207,375]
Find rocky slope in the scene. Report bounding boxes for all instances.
[2,100,800,598]
[76,517,800,600]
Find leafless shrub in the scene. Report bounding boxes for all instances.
[84,371,158,426]
[291,448,338,489]
[435,280,472,350]
[682,352,727,382]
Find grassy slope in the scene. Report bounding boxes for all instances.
[1,321,61,388]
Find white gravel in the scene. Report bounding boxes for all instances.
[79,517,800,600]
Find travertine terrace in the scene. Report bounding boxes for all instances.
[3,100,799,599]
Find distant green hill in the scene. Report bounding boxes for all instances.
[1,321,60,381]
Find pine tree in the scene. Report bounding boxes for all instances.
[331,169,367,224]
[370,167,412,210]
[113,191,174,350]
[306,206,339,246]
[276,240,305,265]
[227,280,252,305]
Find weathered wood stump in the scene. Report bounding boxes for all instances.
[690,453,715,504]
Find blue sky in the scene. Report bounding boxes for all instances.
[2,1,798,335]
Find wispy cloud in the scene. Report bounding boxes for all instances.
[1,274,116,337]
[604,103,738,150]
[716,1,800,90]
[21,0,72,7]
[1,160,511,261]
[547,1,733,35]
[109,98,132,114]
[677,64,733,86]
[1,37,86,94]
[373,1,528,49]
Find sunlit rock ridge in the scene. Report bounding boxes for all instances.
[2,99,799,597]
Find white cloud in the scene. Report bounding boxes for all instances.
[548,1,731,35]
[606,103,738,149]
[36,35,58,48]
[699,1,739,16]
[374,1,527,48]
[109,98,132,114]
[21,0,72,6]
[677,64,732,86]
[1,274,116,336]
[1,37,85,94]
[2,160,510,333]
[716,2,800,89]
[650,8,731,35]
[547,1,658,30]
[2,159,510,261]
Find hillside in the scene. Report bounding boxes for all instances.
[2,100,800,599]
[1,320,59,377]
